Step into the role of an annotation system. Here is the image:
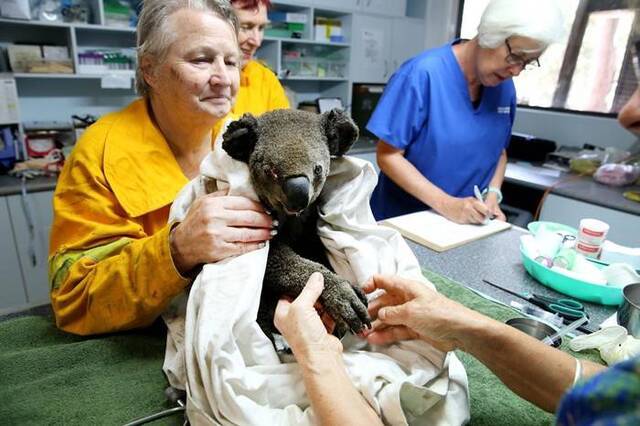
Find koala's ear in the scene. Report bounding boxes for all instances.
[321,108,359,156]
[222,114,259,163]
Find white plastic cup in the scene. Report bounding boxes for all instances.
[579,218,610,245]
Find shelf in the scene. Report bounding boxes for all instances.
[14,72,134,79]
[0,18,135,33]
[264,37,349,47]
[281,76,348,81]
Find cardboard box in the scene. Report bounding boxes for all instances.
[8,45,73,74]
[7,45,42,73]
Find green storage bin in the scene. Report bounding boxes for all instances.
[522,221,623,306]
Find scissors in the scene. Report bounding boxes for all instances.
[482,279,586,321]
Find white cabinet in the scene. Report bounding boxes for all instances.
[390,17,425,71]
[359,0,407,17]
[0,198,26,310]
[313,0,358,11]
[350,14,392,83]
[7,190,54,306]
[540,194,640,247]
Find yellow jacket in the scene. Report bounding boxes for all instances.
[234,60,290,116]
[48,99,193,335]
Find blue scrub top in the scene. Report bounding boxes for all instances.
[367,40,516,220]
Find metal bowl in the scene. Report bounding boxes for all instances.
[506,317,561,347]
[618,283,640,338]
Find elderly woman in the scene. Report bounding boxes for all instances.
[48,0,275,335]
[368,0,563,224]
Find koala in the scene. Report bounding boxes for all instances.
[221,108,371,340]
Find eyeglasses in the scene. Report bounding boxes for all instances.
[505,39,541,70]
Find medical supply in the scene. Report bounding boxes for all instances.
[575,240,602,259]
[510,301,564,328]
[505,317,561,347]
[600,240,640,270]
[618,283,640,338]
[570,325,640,365]
[603,263,640,288]
[535,256,553,268]
[483,279,590,326]
[520,234,541,259]
[542,316,588,346]
[578,218,609,245]
[534,227,563,259]
[553,248,577,270]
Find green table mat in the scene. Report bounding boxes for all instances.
[0,270,603,425]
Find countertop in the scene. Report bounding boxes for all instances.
[505,162,640,216]
[408,226,617,329]
[0,175,57,196]
[347,143,640,216]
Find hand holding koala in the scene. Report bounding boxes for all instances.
[170,189,275,274]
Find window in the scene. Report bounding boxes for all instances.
[459,0,640,116]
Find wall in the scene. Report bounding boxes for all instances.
[423,0,636,151]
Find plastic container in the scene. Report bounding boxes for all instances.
[520,244,623,306]
[579,218,609,245]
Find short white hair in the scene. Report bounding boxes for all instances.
[477,0,564,52]
[136,0,239,97]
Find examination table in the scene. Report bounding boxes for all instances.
[0,270,601,425]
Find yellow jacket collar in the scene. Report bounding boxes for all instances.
[103,99,188,218]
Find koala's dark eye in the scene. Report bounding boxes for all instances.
[264,165,279,181]
[314,164,323,177]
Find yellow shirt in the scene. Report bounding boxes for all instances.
[49,99,197,335]
[234,60,290,116]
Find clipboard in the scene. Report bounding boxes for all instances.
[381,210,511,252]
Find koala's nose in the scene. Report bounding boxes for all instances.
[283,176,310,213]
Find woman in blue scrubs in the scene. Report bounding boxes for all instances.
[368,0,563,223]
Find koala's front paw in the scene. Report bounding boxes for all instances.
[321,277,371,334]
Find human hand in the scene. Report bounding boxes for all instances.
[438,195,490,224]
[274,273,343,358]
[170,189,275,274]
[362,274,487,352]
[484,193,506,222]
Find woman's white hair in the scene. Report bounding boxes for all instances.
[477,0,564,52]
[136,0,239,97]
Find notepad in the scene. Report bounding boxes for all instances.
[381,210,512,252]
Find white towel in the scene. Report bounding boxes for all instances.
[162,123,470,425]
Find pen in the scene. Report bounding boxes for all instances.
[473,185,490,225]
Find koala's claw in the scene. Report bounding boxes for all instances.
[321,279,371,335]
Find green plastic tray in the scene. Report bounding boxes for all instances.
[521,221,623,306]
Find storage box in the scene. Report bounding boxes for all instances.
[0,0,31,20]
[314,18,343,42]
[268,12,307,24]
[8,45,73,74]
[0,76,20,125]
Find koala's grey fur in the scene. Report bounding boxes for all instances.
[221,108,371,340]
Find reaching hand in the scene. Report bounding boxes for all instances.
[438,195,490,224]
[170,189,275,274]
[362,274,486,352]
[274,273,343,357]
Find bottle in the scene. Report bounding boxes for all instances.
[553,248,577,270]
